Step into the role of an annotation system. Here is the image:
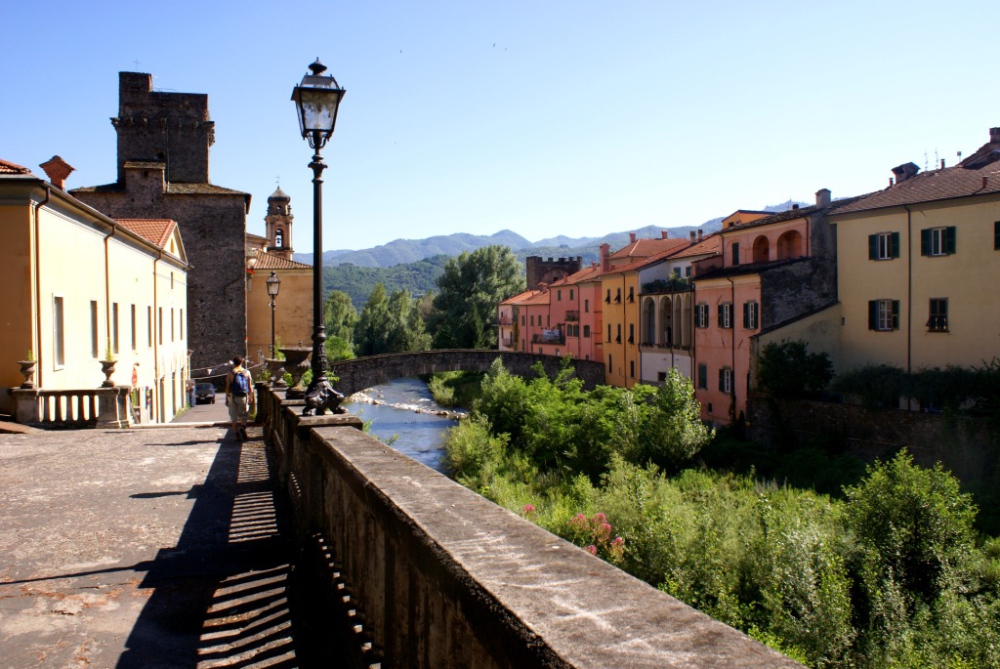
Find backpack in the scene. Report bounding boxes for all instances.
[232,370,251,397]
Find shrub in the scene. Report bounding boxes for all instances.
[758,339,834,398]
[831,364,907,409]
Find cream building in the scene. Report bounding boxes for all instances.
[830,129,1000,375]
[0,156,189,424]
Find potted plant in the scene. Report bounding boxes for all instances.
[17,350,36,389]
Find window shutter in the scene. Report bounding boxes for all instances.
[891,232,901,258]
[868,301,877,330]
[718,304,724,326]
[920,229,931,256]
[868,234,877,260]
[946,226,957,254]
[743,302,750,328]
[891,300,900,329]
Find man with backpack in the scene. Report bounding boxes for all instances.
[225,355,255,441]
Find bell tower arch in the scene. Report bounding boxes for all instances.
[265,186,294,260]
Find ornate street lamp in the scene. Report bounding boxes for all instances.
[291,58,346,415]
[266,271,281,358]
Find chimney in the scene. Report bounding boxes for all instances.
[698,229,703,241]
[39,156,75,190]
[891,162,920,184]
[815,188,831,208]
[991,127,1000,144]
[600,243,610,272]
[629,232,637,243]
[940,159,946,169]
[689,231,696,242]
[661,230,669,239]
[792,204,799,210]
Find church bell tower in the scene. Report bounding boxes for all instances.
[264,186,294,260]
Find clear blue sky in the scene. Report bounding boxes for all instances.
[4,1,998,254]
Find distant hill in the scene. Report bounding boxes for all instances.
[323,254,452,310]
[297,230,532,268]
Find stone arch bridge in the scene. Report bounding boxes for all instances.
[328,349,605,396]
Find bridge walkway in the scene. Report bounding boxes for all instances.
[0,422,353,668]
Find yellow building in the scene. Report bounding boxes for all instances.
[0,157,189,423]
[830,129,1000,374]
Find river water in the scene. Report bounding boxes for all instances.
[343,377,462,475]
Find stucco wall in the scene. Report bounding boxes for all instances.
[246,269,313,366]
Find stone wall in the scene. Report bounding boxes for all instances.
[328,349,607,396]
[760,257,836,329]
[747,395,999,483]
[525,256,582,290]
[260,387,804,668]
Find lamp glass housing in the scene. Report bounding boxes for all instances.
[291,75,346,149]
[266,271,281,297]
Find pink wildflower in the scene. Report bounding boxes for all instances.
[586,545,598,555]
[522,504,536,515]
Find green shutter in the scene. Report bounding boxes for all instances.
[891,300,900,329]
[868,234,877,260]
[920,229,931,256]
[891,232,901,258]
[945,226,957,254]
[868,301,877,330]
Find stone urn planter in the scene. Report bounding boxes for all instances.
[100,360,117,388]
[17,360,37,389]
[279,346,312,398]
[266,358,288,388]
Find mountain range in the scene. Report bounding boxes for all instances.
[295,201,803,269]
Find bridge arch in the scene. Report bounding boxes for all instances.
[328,349,606,396]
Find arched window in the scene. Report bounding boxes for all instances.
[752,235,770,263]
[275,229,284,248]
[643,297,656,346]
[660,296,672,347]
[777,230,804,259]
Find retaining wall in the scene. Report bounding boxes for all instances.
[260,385,803,668]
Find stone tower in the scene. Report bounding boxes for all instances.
[72,72,250,375]
[525,256,582,290]
[264,187,294,260]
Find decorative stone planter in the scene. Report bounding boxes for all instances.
[279,346,311,399]
[266,358,288,388]
[17,360,36,389]
[100,360,117,388]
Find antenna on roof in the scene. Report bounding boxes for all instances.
[924,151,928,172]
[934,149,939,170]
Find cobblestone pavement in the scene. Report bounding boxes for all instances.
[0,424,335,668]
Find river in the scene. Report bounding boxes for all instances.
[343,377,463,475]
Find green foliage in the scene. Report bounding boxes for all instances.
[353,284,430,356]
[832,364,908,410]
[758,339,834,398]
[322,254,449,311]
[429,245,525,349]
[425,371,484,409]
[323,290,357,361]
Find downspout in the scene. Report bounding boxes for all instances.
[904,205,912,375]
[153,251,162,422]
[726,275,737,421]
[104,225,117,359]
[32,186,51,388]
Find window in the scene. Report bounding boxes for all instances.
[570,289,575,301]
[731,242,740,266]
[718,302,733,329]
[607,324,612,342]
[584,299,589,313]
[927,298,948,332]
[148,307,153,347]
[521,315,525,326]
[869,232,901,260]
[275,228,284,248]
[685,266,692,278]
[630,360,635,378]
[130,305,137,350]
[995,221,1000,250]
[557,290,562,301]
[608,354,613,373]
[90,301,99,358]
[616,324,622,343]
[658,372,667,383]
[695,303,709,328]
[112,303,120,355]
[743,301,759,330]
[615,288,621,303]
[868,299,900,331]
[628,324,635,344]
[605,289,611,304]
[921,226,956,256]
[697,364,708,389]
[583,324,591,338]
[53,296,65,368]
[719,367,733,394]
[530,315,534,326]
[628,286,635,302]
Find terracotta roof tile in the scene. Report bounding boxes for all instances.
[116,218,176,248]
[609,237,689,260]
[248,247,312,270]
[0,159,33,175]
[500,289,542,305]
[830,160,1000,215]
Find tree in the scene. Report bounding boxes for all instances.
[430,245,524,349]
[354,283,393,356]
[354,284,431,356]
[323,290,357,361]
[757,339,834,399]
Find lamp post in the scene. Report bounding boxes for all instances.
[266,271,281,358]
[291,58,346,415]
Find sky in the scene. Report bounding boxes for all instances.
[4,1,999,254]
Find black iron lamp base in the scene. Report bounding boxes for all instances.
[302,376,346,416]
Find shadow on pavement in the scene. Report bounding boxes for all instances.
[117,428,350,669]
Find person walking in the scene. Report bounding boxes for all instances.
[225,355,255,441]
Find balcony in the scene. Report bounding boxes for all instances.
[498,316,514,326]
[565,310,580,322]
[642,277,692,294]
[532,329,565,345]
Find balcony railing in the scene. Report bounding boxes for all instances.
[498,316,514,326]
[12,387,131,429]
[565,311,580,322]
[532,330,565,345]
